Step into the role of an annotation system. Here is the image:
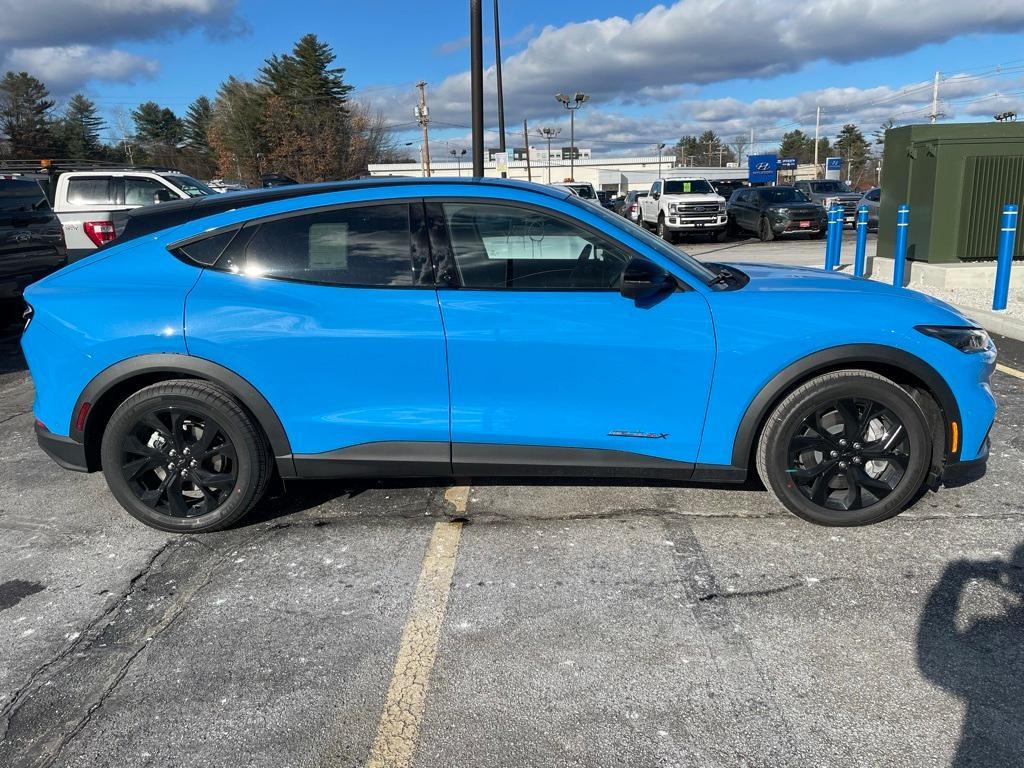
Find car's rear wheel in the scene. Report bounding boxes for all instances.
[756,370,932,526]
[758,216,775,242]
[100,380,270,532]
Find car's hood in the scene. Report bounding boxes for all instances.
[721,261,975,321]
[662,193,724,204]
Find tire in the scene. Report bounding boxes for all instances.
[758,216,775,242]
[755,370,932,526]
[100,380,271,533]
[657,215,673,243]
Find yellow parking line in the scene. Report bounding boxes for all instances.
[996,363,1024,380]
[364,490,467,768]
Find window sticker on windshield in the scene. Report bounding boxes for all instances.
[309,223,348,268]
[683,182,691,193]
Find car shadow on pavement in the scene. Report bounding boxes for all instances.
[0,318,27,374]
[241,474,768,528]
[916,543,1024,766]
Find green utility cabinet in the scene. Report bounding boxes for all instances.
[879,123,1024,263]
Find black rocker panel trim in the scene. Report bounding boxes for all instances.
[285,441,451,479]
[730,343,962,469]
[282,441,728,483]
[73,354,293,473]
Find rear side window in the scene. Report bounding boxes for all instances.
[0,180,48,213]
[223,204,425,287]
[66,177,116,205]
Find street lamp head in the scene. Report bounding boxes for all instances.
[656,142,666,150]
[556,93,568,105]
[574,92,589,104]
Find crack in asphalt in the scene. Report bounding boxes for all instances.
[697,578,837,602]
[0,540,176,742]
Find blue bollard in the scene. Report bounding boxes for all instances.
[829,204,844,270]
[892,204,910,287]
[854,205,869,277]
[993,203,1019,311]
[823,208,837,270]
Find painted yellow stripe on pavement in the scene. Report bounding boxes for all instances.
[996,363,1024,380]
[364,499,466,768]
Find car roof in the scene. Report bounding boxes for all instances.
[115,177,570,244]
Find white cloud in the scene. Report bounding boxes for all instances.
[390,0,1024,127]
[2,46,159,93]
[0,0,245,47]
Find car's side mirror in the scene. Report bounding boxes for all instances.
[619,256,677,304]
[153,189,174,204]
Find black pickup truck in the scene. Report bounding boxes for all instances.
[1,178,67,326]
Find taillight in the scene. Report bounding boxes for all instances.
[83,221,116,247]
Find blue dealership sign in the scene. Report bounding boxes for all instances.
[779,157,798,170]
[825,157,842,171]
[748,154,778,183]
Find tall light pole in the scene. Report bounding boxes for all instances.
[655,142,666,178]
[450,148,467,176]
[493,0,507,176]
[556,91,588,181]
[538,126,561,183]
[470,0,484,176]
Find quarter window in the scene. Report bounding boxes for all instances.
[441,202,631,290]
[225,204,424,287]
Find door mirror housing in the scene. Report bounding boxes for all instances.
[651,191,661,200]
[619,256,678,303]
[153,188,174,204]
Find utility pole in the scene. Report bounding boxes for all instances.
[470,0,484,176]
[494,0,507,177]
[814,105,820,177]
[749,127,755,159]
[930,70,942,124]
[538,126,561,183]
[415,81,432,177]
[655,143,666,177]
[522,119,532,182]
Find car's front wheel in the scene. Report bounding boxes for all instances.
[756,370,932,526]
[100,380,271,532]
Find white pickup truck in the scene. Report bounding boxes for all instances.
[48,169,215,261]
[638,176,728,242]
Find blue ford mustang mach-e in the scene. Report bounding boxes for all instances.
[21,178,995,532]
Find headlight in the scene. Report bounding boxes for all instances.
[718,202,726,212]
[668,203,677,213]
[916,325,991,353]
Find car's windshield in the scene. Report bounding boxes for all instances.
[759,187,809,204]
[0,180,49,213]
[161,174,216,197]
[566,195,718,284]
[664,179,714,195]
[810,181,853,194]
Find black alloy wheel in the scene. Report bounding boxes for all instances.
[757,370,932,526]
[786,398,907,511]
[120,407,238,518]
[101,380,270,532]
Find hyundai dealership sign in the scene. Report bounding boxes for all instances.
[825,156,843,180]
[748,154,778,184]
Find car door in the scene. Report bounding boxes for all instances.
[643,182,661,223]
[184,200,451,470]
[734,190,755,231]
[427,197,716,472]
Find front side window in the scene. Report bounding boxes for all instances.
[224,203,424,287]
[810,181,853,194]
[125,177,171,206]
[161,174,215,197]
[441,202,631,290]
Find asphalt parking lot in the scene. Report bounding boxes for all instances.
[2,291,1023,767]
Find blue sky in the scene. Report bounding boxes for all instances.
[3,1,1024,153]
